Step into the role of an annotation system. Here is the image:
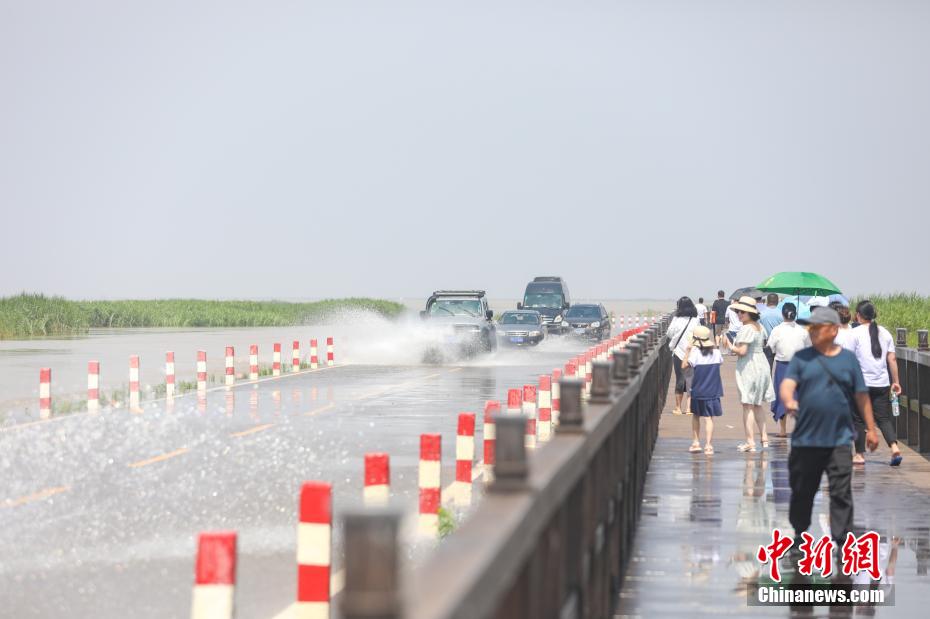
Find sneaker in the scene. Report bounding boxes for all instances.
[890,454,903,467]
[737,442,757,453]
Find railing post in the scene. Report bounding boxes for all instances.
[558,378,586,433]
[341,509,402,619]
[590,362,612,404]
[896,328,909,441]
[626,342,642,371]
[918,330,929,351]
[897,328,908,348]
[612,350,631,389]
[490,416,529,492]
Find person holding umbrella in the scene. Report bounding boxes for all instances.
[728,295,776,452]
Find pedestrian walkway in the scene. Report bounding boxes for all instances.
[616,356,930,617]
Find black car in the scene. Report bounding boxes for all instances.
[497,310,546,346]
[420,290,497,360]
[518,276,571,334]
[564,303,611,341]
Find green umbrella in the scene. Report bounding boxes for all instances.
[757,271,842,296]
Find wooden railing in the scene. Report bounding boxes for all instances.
[894,327,930,455]
[337,316,673,619]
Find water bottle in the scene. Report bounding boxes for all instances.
[891,393,900,417]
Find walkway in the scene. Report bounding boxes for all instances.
[616,355,930,617]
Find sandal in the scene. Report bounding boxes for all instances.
[737,442,756,453]
[890,454,903,467]
[704,445,714,455]
[761,441,770,449]
[689,444,703,453]
[672,408,683,415]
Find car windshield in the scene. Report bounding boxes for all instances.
[523,293,562,308]
[501,313,540,325]
[566,306,600,319]
[429,299,481,317]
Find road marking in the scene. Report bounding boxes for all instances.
[127,447,189,468]
[269,569,345,619]
[304,403,335,417]
[229,423,275,438]
[3,485,70,509]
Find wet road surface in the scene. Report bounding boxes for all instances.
[617,356,930,618]
[1,341,588,618]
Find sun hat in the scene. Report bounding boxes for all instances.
[797,306,840,326]
[690,325,714,346]
[807,296,830,308]
[729,295,760,315]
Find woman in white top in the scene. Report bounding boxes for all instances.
[728,296,776,452]
[666,296,699,415]
[766,302,811,438]
[849,300,902,466]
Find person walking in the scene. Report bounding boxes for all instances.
[728,296,775,452]
[766,303,810,438]
[667,296,699,415]
[759,293,783,369]
[711,290,730,344]
[849,300,903,466]
[682,325,723,455]
[696,297,708,326]
[723,303,741,355]
[780,306,879,546]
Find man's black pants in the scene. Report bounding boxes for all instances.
[789,444,853,543]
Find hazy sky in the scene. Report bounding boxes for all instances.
[2,1,928,301]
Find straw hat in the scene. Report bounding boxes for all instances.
[690,325,714,347]
[729,295,760,315]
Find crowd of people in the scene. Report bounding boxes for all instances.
[667,291,904,546]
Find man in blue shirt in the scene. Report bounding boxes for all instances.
[781,307,878,545]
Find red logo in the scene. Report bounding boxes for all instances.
[797,533,835,577]
[841,531,881,580]
[756,529,794,582]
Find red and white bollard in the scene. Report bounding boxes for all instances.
[538,376,552,442]
[326,337,334,367]
[522,384,537,449]
[249,345,258,381]
[87,361,100,412]
[165,351,176,399]
[363,453,390,506]
[272,343,281,377]
[482,400,499,482]
[551,368,562,425]
[584,350,593,393]
[454,412,476,506]
[506,388,522,415]
[225,346,235,387]
[564,361,576,380]
[197,350,208,393]
[292,340,301,373]
[39,368,51,419]
[191,531,237,619]
[310,339,319,370]
[419,434,441,537]
[129,355,141,411]
[297,481,332,619]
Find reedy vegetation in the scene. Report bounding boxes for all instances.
[0,294,406,339]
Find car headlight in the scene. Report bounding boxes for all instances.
[529,330,541,337]
[591,321,600,328]
[554,315,562,322]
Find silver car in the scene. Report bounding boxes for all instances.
[497,310,546,346]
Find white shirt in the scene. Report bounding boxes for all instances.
[726,308,741,333]
[765,321,811,362]
[666,316,697,360]
[849,323,895,387]
[834,326,855,351]
[695,303,708,320]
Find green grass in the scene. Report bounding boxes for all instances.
[850,293,930,348]
[0,294,405,339]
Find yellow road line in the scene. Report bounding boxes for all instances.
[127,447,189,468]
[229,423,276,438]
[304,403,336,417]
[3,485,70,509]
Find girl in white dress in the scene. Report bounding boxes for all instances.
[728,296,776,452]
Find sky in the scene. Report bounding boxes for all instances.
[1,1,928,302]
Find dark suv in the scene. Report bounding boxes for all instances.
[420,290,498,358]
[564,303,611,341]
[518,276,571,334]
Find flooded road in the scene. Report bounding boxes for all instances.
[0,315,623,618]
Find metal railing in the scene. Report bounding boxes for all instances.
[337,316,673,619]
[894,327,930,454]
